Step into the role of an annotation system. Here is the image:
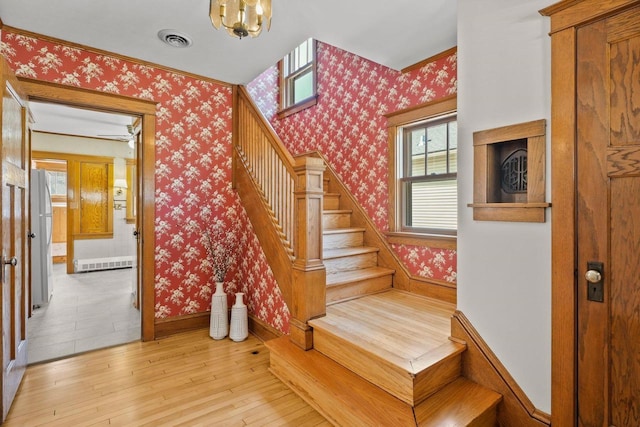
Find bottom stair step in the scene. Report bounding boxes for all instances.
[266,336,502,426]
[266,336,415,426]
[415,377,502,427]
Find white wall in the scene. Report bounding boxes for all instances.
[457,0,551,413]
[32,132,136,263]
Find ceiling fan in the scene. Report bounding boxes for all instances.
[98,124,138,147]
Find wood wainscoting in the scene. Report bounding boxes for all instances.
[451,311,551,427]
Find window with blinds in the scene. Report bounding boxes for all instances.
[400,114,457,234]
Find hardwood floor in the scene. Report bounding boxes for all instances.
[5,330,330,426]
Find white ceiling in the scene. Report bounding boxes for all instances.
[0,0,457,85]
[1,0,457,137]
[29,102,136,141]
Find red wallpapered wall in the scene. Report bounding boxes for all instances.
[1,30,291,333]
[247,42,458,283]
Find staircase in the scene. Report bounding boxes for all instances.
[266,173,502,426]
[233,88,501,425]
[322,185,394,303]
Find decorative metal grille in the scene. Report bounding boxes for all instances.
[501,149,527,193]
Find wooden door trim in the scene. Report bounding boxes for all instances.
[541,0,640,34]
[542,1,640,425]
[18,78,157,341]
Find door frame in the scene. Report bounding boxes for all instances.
[18,77,158,341]
[541,0,640,425]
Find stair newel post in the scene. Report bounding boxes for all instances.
[290,156,326,350]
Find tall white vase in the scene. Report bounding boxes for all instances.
[209,282,228,340]
[229,292,248,342]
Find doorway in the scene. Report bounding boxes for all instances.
[19,77,157,345]
[28,101,141,363]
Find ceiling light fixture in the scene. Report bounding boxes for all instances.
[210,0,271,39]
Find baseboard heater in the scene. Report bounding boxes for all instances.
[74,256,133,273]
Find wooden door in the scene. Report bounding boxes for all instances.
[576,6,640,426]
[0,59,29,420]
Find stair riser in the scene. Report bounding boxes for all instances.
[468,407,498,427]
[323,231,364,250]
[323,252,377,274]
[323,213,351,229]
[269,356,345,426]
[413,354,462,405]
[414,377,502,426]
[326,274,392,304]
[324,196,340,210]
[313,328,462,406]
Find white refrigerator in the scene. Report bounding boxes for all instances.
[30,169,54,307]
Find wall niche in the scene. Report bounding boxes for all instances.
[468,119,550,222]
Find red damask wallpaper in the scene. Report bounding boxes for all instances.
[247,42,458,283]
[1,30,290,332]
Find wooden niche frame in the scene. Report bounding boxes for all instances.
[468,119,550,222]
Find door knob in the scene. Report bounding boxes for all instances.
[585,269,602,283]
[3,257,18,267]
[586,261,604,303]
[27,232,36,239]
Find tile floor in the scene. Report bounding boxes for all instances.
[28,263,141,364]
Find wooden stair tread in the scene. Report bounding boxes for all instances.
[323,227,365,235]
[415,377,502,426]
[309,290,461,373]
[266,336,415,426]
[322,209,352,214]
[323,246,379,259]
[326,266,394,287]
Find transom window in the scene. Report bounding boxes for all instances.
[46,170,67,196]
[278,38,317,117]
[400,114,457,233]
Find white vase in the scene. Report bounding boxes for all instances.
[229,292,248,342]
[209,282,228,340]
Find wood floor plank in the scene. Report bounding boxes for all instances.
[4,330,330,426]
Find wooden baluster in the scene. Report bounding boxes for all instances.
[289,156,326,350]
[288,175,294,251]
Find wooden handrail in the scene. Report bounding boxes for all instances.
[233,86,326,350]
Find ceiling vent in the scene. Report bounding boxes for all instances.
[158,30,193,48]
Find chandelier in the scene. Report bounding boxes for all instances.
[210,0,272,39]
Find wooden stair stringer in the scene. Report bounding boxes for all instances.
[233,147,293,306]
